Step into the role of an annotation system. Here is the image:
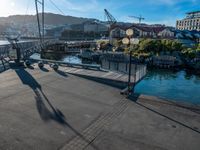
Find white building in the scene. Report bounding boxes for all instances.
[176,11,200,31]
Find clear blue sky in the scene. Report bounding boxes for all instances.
[1,0,200,26]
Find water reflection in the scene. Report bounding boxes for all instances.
[145,69,179,81]
[135,69,200,104]
[62,55,81,64]
[41,52,96,65]
[41,52,63,61]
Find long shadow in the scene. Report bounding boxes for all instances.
[69,73,126,89]
[39,67,49,72]
[55,70,68,78]
[128,94,200,134]
[130,93,200,115]
[15,68,99,149]
[166,101,200,115]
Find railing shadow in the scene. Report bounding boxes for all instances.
[128,94,200,134]
[15,68,99,149]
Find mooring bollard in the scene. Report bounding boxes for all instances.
[25,60,31,67]
[50,63,59,71]
[38,61,44,68]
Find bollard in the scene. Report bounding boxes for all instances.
[25,60,31,67]
[38,61,44,68]
[50,63,59,71]
[53,64,59,71]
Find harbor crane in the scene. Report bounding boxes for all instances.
[129,15,145,24]
[104,9,117,43]
[104,9,117,27]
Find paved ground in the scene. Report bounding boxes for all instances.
[0,65,200,150]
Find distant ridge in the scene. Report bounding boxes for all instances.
[0,13,94,25]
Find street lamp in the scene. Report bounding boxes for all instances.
[122,29,133,95]
[122,29,139,95]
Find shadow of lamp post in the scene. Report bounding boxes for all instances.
[122,29,139,95]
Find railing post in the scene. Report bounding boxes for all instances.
[132,61,137,94]
[128,51,132,94]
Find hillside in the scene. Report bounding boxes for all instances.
[0,13,93,25]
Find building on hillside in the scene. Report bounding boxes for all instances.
[176,11,200,31]
[83,21,108,33]
[71,24,84,31]
[61,30,102,41]
[46,25,71,38]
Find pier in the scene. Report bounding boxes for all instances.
[0,64,199,150]
[0,39,199,150]
[63,65,146,89]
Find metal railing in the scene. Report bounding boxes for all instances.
[0,40,57,59]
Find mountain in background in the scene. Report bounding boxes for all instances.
[0,13,94,25]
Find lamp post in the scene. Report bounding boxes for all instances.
[122,29,133,95]
[122,29,139,95]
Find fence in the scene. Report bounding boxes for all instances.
[0,40,57,60]
[101,53,147,83]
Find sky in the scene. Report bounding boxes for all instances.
[0,0,200,26]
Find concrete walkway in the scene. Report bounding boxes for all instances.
[0,65,200,150]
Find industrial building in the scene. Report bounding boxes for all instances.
[176,11,200,31]
[109,24,175,42]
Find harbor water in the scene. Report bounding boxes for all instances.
[135,69,200,105]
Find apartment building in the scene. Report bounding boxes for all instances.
[176,11,200,31]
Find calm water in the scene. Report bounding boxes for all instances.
[135,69,200,104]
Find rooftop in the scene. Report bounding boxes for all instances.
[186,10,200,15]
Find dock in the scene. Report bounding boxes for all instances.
[63,66,145,89]
[0,65,200,150]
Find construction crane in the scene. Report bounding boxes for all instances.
[104,9,117,26]
[129,15,145,24]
